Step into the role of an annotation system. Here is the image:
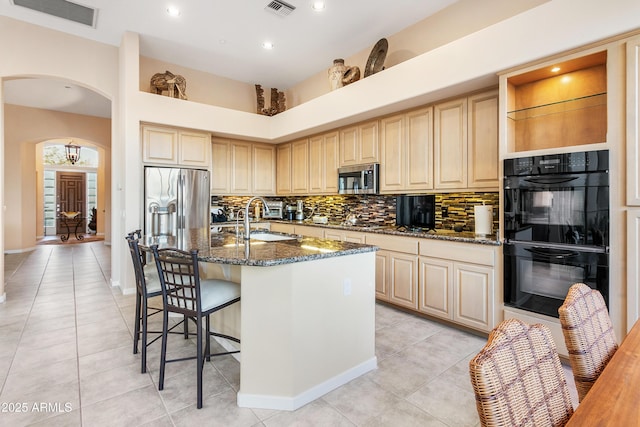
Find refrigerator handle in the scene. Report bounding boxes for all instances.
[177,172,183,230]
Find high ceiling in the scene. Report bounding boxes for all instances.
[1,0,458,118]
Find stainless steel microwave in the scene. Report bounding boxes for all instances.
[338,163,379,194]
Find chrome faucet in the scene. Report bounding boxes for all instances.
[243,197,270,240]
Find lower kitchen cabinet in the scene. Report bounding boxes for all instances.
[368,234,419,310]
[324,229,366,243]
[419,239,497,332]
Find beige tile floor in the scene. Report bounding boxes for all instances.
[1,242,578,426]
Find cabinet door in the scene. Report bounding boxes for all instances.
[406,107,433,190]
[179,130,211,167]
[291,139,309,193]
[211,138,230,194]
[375,250,390,301]
[340,126,358,166]
[379,114,405,193]
[389,252,418,310]
[294,225,324,238]
[253,144,276,195]
[230,142,252,194]
[434,98,467,189]
[453,262,494,331]
[324,230,343,241]
[468,91,499,189]
[323,131,340,193]
[627,36,640,205]
[308,135,324,193]
[418,257,453,319]
[276,143,292,195]
[142,125,178,164]
[359,120,379,163]
[270,222,295,234]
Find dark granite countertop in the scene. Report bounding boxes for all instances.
[270,220,502,246]
[140,228,377,266]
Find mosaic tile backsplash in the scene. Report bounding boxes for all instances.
[213,192,499,232]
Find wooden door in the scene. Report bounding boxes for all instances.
[56,172,85,234]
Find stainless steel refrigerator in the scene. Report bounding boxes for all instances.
[144,167,210,239]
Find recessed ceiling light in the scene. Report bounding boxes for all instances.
[262,41,274,50]
[311,1,326,11]
[167,6,181,17]
[551,66,561,72]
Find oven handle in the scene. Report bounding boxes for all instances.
[523,176,580,185]
[507,240,609,254]
[524,246,580,259]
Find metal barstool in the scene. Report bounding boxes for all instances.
[151,245,240,409]
[126,231,187,373]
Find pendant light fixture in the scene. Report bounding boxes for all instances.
[65,143,81,165]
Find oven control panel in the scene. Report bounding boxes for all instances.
[504,150,608,176]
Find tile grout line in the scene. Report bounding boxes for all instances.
[71,245,85,426]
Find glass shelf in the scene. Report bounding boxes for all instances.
[507,92,607,121]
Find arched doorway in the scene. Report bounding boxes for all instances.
[2,78,112,252]
[36,140,105,244]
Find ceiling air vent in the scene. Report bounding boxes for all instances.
[11,0,97,28]
[265,0,296,17]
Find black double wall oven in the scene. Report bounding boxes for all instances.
[503,150,609,318]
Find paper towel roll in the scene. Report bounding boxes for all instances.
[474,205,493,236]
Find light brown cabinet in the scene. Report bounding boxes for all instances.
[142,124,210,168]
[367,234,419,310]
[418,239,497,332]
[211,137,230,193]
[291,139,309,194]
[211,138,275,195]
[276,143,292,194]
[309,131,339,194]
[433,91,499,190]
[230,141,252,194]
[434,98,468,189]
[467,91,499,189]
[379,107,433,193]
[252,144,276,195]
[339,120,379,166]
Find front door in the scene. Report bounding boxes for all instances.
[56,172,85,234]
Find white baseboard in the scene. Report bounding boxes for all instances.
[237,356,377,411]
[4,246,37,254]
[0,292,6,303]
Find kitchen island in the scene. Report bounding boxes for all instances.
[141,228,378,411]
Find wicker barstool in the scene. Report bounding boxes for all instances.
[558,282,618,402]
[469,318,574,427]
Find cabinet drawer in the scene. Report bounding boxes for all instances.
[419,239,495,266]
[366,234,419,254]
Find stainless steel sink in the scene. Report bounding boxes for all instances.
[249,232,297,242]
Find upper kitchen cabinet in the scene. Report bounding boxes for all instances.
[379,107,433,193]
[433,90,499,191]
[276,143,292,194]
[434,97,468,189]
[142,124,211,168]
[502,50,607,153]
[339,120,379,166]
[467,91,499,189]
[252,144,276,195]
[211,137,230,193]
[211,138,275,196]
[276,139,309,195]
[309,131,339,194]
[291,139,309,194]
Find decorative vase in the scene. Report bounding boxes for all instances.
[328,59,347,91]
